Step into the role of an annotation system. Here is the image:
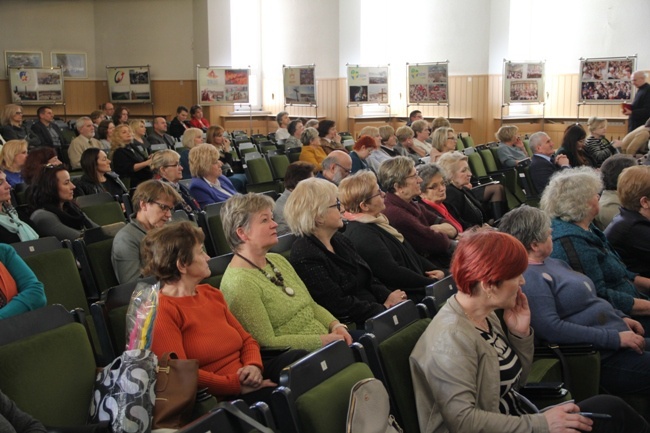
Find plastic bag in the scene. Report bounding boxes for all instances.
[125,281,161,351]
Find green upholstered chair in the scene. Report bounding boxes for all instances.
[271,340,372,433]
[361,301,431,433]
[201,253,234,288]
[286,147,302,163]
[268,153,290,180]
[244,156,283,194]
[0,305,99,428]
[269,233,297,260]
[76,192,126,226]
[179,400,275,433]
[460,134,475,148]
[424,275,457,314]
[197,203,230,257]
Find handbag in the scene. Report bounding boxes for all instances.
[152,352,199,430]
[88,349,158,433]
[346,378,402,433]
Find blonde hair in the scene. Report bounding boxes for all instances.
[437,151,468,183]
[432,127,456,152]
[378,125,395,142]
[395,126,414,143]
[431,117,450,132]
[358,126,379,138]
[151,150,180,174]
[617,165,650,212]
[339,170,377,214]
[110,124,132,151]
[284,177,338,236]
[182,128,204,149]
[189,143,219,178]
[587,116,607,133]
[1,104,22,126]
[220,194,275,252]
[128,119,146,138]
[495,125,518,143]
[0,139,27,170]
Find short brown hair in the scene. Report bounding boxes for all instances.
[132,179,181,213]
[284,161,315,190]
[617,165,650,212]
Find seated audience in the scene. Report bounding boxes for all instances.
[275,111,290,142]
[318,150,352,186]
[0,140,28,187]
[378,156,454,268]
[147,116,175,150]
[96,120,115,152]
[0,171,38,243]
[100,102,114,122]
[112,106,129,125]
[129,118,151,152]
[501,205,650,398]
[0,243,45,320]
[430,116,450,132]
[410,229,649,433]
[410,120,432,156]
[0,104,40,149]
[541,167,650,329]
[429,127,458,163]
[179,127,204,180]
[284,119,303,149]
[585,116,622,167]
[406,110,423,127]
[220,194,353,351]
[68,116,102,170]
[30,106,68,162]
[89,110,103,129]
[73,148,127,198]
[605,165,650,278]
[110,124,153,188]
[495,125,529,168]
[145,221,306,404]
[21,147,61,185]
[285,177,406,328]
[350,135,378,174]
[205,125,246,192]
[438,152,507,227]
[151,149,200,213]
[0,388,47,432]
[417,164,463,235]
[298,127,327,171]
[111,180,181,284]
[189,144,237,208]
[317,120,344,154]
[366,125,403,172]
[340,170,444,296]
[595,154,636,229]
[169,105,190,139]
[273,161,314,236]
[556,123,596,167]
[394,125,422,163]
[357,126,382,150]
[528,131,570,195]
[188,105,210,131]
[28,164,98,241]
[620,118,650,156]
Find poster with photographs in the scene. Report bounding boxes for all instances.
[283,65,316,105]
[106,66,151,103]
[406,62,449,104]
[8,67,64,104]
[579,56,636,103]
[503,61,545,104]
[347,65,389,104]
[197,67,250,105]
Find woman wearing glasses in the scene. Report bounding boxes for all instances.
[74,148,128,198]
[188,144,238,208]
[206,125,247,192]
[0,104,40,149]
[28,164,98,241]
[429,127,458,163]
[285,177,407,329]
[151,150,200,213]
[111,180,181,284]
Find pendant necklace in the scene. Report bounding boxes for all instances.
[235,253,295,296]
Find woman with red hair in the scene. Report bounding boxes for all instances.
[410,230,648,433]
[350,135,378,174]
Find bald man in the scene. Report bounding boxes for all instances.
[318,150,352,186]
[623,71,650,132]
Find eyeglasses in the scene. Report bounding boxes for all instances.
[329,198,341,211]
[15,112,23,115]
[152,201,174,212]
[163,162,180,168]
[363,191,383,203]
[335,163,352,175]
[426,182,445,190]
[405,172,419,180]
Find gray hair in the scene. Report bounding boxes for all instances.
[377,156,415,193]
[540,167,603,223]
[395,125,414,143]
[417,164,445,193]
[284,177,338,236]
[528,131,549,153]
[220,193,275,252]
[300,127,319,145]
[75,116,91,131]
[437,151,468,183]
[499,205,550,251]
[304,119,319,129]
[411,119,429,135]
[276,111,288,126]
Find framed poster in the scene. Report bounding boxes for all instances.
[503,61,545,104]
[51,52,87,78]
[406,62,449,104]
[106,66,151,103]
[579,56,636,103]
[347,65,389,104]
[5,51,43,69]
[197,66,250,105]
[8,67,64,104]
[283,65,316,105]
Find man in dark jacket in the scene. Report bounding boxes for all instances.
[623,71,650,132]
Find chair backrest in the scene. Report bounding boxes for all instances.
[244,151,263,162]
[199,203,231,257]
[286,147,302,163]
[80,200,127,226]
[271,340,372,433]
[480,148,501,173]
[456,137,465,151]
[75,192,115,208]
[10,236,62,258]
[425,275,458,312]
[202,253,234,288]
[269,154,290,180]
[246,157,274,184]
[466,151,489,178]
[360,301,431,433]
[0,305,96,427]
[461,134,475,148]
[269,233,297,259]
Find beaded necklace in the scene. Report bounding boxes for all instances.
[235,253,295,296]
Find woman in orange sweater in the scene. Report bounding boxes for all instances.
[298,126,327,172]
[145,221,305,404]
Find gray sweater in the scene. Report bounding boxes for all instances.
[111,220,147,284]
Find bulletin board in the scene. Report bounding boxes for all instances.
[197,66,250,105]
[106,65,152,103]
[503,60,545,104]
[406,62,449,104]
[578,56,636,103]
[8,67,64,104]
[283,64,316,105]
[347,65,389,104]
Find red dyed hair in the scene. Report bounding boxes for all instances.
[353,135,377,151]
[450,230,528,295]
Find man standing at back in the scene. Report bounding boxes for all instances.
[31,105,69,163]
[68,116,102,169]
[148,117,176,150]
[623,71,650,132]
